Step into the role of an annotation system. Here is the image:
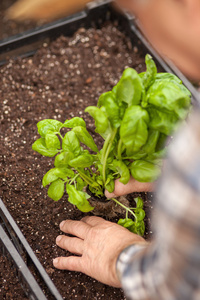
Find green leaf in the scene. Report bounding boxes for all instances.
[85,106,109,134]
[120,105,149,155]
[97,178,103,186]
[105,174,115,193]
[147,148,167,160]
[155,133,167,152]
[43,168,59,187]
[127,153,147,160]
[118,218,134,228]
[130,130,160,159]
[43,168,74,187]
[59,168,75,178]
[154,74,191,97]
[62,131,81,157]
[134,208,145,221]
[134,197,144,209]
[147,106,179,135]
[45,133,60,150]
[105,95,127,120]
[37,119,63,137]
[63,117,86,128]
[98,91,114,107]
[32,138,58,157]
[118,217,145,236]
[69,154,94,168]
[116,68,143,106]
[140,54,157,90]
[112,85,118,95]
[73,126,98,152]
[155,73,182,84]
[142,129,160,154]
[130,160,161,182]
[112,159,130,184]
[48,179,65,201]
[105,180,115,193]
[145,80,191,119]
[67,184,94,212]
[98,92,121,128]
[76,177,86,191]
[76,196,95,212]
[118,218,136,234]
[118,102,128,120]
[54,151,74,168]
[135,220,145,236]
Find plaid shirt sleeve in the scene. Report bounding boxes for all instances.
[116,109,200,300]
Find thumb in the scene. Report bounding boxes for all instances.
[105,190,116,198]
[105,177,154,198]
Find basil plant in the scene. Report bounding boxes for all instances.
[32,54,191,236]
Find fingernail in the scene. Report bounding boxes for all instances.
[60,220,65,228]
[53,258,59,265]
[56,235,62,243]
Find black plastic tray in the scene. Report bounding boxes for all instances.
[0,198,63,300]
[0,1,198,298]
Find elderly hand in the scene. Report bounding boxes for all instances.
[105,176,155,198]
[53,216,147,287]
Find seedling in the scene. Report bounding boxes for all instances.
[32,54,191,236]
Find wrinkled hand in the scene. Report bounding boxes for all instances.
[105,176,155,198]
[53,216,146,287]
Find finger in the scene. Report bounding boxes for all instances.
[53,256,83,272]
[105,177,154,198]
[59,220,91,239]
[81,216,107,227]
[104,190,116,198]
[105,178,134,198]
[56,235,84,255]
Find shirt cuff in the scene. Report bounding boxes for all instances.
[116,243,148,281]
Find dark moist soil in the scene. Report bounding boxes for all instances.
[0,23,155,299]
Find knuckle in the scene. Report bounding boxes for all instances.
[67,257,82,272]
[58,257,65,269]
[67,257,76,269]
[81,216,90,222]
[88,227,99,240]
[61,236,69,249]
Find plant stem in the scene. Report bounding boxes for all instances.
[111,197,137,219]
[58,132,63,140]
[77,168,100,189]
[102,129,117,185]
[69,174,79,185]
[117,139,123,160]
[101,133,112,165]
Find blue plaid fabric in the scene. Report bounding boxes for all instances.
[116,109,200,300]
